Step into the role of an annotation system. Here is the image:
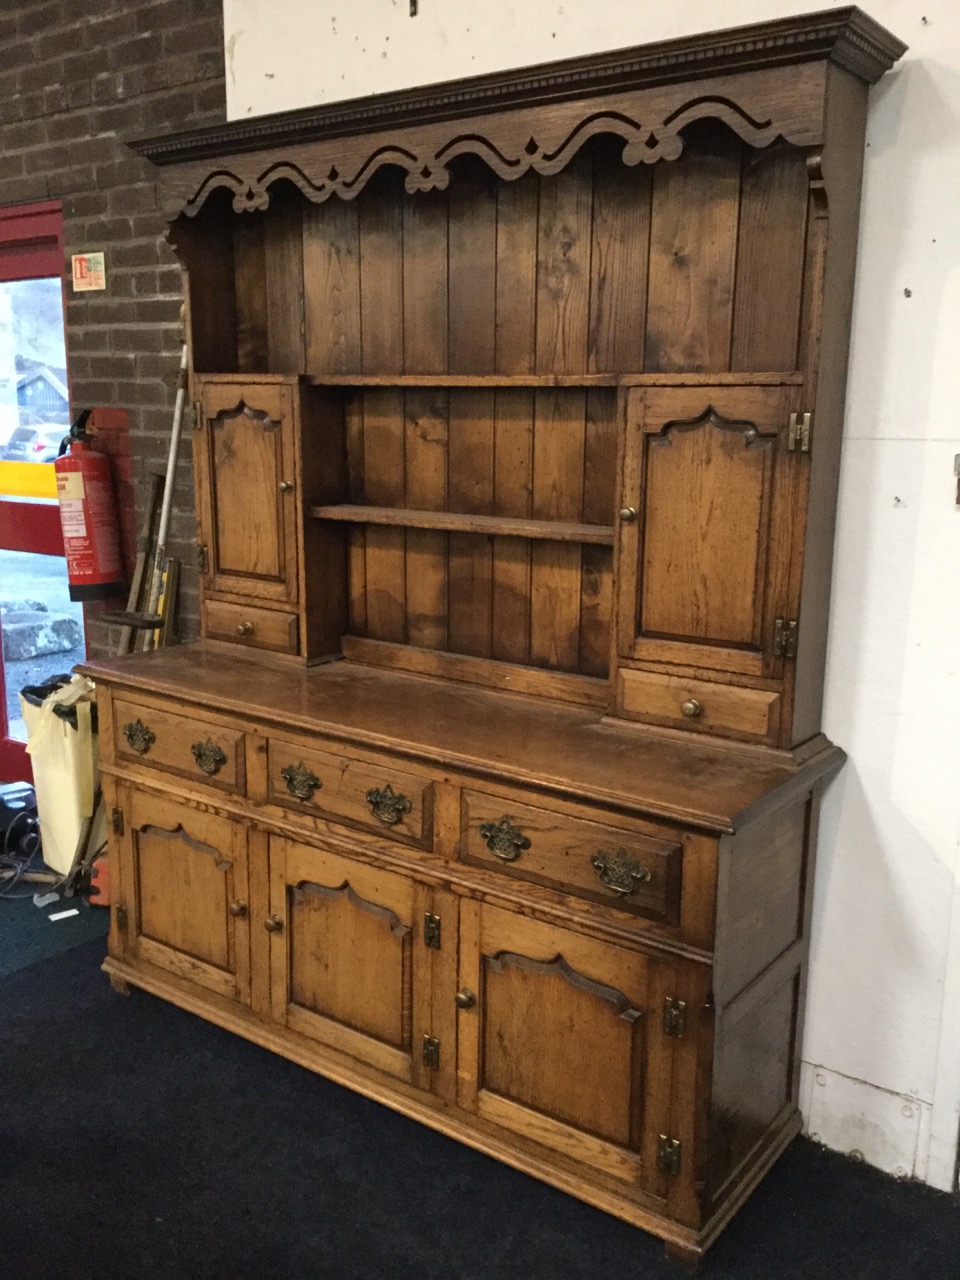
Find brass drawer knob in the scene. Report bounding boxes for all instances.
[264,915,284,933]
[278,480,294,493]
[281,761,322,802]
[191,739,228,776]
[123,718,155,755]
[680,698,703,718]
[366,784,412,826]
[236,621,255,636]
[478,816,531,863]
[228,901,248,918]
[591,848,653,898]
[619,506,638,522]
[455,988,476,1010]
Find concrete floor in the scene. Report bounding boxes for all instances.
[0,549,85,737]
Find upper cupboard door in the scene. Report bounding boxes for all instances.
[195,381,299,604]
[617,383,807,678]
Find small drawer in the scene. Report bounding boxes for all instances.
[205,599,299,654]
[460,790,682,926]
[617,668,781,743]
[267,736,432,848]
[113,699,245,793]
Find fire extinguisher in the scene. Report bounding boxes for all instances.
[55,410,126,602]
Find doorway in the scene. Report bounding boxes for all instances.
[0,201,82,783]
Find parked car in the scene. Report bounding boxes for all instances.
[1,426,67,462]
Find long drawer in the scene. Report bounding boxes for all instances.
[113,698,246,794]
[460,789,683,926]
[265,734,433,848]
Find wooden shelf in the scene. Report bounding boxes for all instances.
[304,372,803,389]
[311,504,615,545]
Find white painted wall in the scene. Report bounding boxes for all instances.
[223,0,960,1191]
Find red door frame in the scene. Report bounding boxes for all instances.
[0,199,68,782]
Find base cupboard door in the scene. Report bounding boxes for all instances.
[457,902,679,1196]
[117,787,251,1004]
[268,837,433,1090]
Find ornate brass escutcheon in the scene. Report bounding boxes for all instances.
[191,739,228,776]
[365,783,412,826]
[281,761,321,802]
[478,816,531,863]
[123,719,155,755]
[590,847,653,898]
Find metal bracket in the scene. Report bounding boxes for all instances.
[115,904,128,931]
[773,617,799,660]
[422,1035,440,1070]
[663,997,687,1039]
[111,806,124,836]
[192,400,204,430]
[657,1135,682,1177]
[424,913,441,950]
[787,411,812,453]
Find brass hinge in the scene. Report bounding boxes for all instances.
[422,1035,440,1070]
[773,617,799,660]
[663,997,687,1039]
[657,1135,682,1177]
[197,543,208,574]
[111,806,124,836]
[787,411,812,453]
[424,913,441,950]
[115,904,128,931]
[192,399,204,430]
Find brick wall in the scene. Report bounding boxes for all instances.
[0,0,225,655]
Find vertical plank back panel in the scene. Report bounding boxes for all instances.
[536,155,593,373]
[449,164,497,373]
[359,173,405,374]
[303,198,361,374]
[579,388,617,676]
[263,193,305,374]
[403,192,448,373]
[448,389,496,657]
[731,143,808,372]
[233,215,268,373]
[495,173,539,374]
[362,389,406,642]
[345,394,367,633]
[491,389,534,665]
[645,127,741,372]
[588,144,652,373]
[404,389,449,650]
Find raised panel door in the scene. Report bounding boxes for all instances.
[117,787,251,1004]
[457,901,679,1198]
[268,837,434,1090]
[616,382,807,679]
[195,379,299,605]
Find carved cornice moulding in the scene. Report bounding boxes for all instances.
[135,7,905,218]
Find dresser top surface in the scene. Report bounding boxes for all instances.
[81,645,843,833]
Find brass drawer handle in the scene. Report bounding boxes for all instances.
[619,506,638,522]
[590,848,653,898]
[366,784,412,826]
[281,761,322,802]
[680,698,703,718]
[278,480,294,493]
[478,816,531,863]
[228,901,248,918]
[455,988,476,1010]
[236,622,255,636]
[123,719,155,755]
[264,915,283,934]
[191,739,228,776]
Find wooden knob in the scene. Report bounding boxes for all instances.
[455,988,476,1010]
[264,915,283,933]
[619,506,638,522]
[228,901,247,918]
[278,480,294,493]
[236,621,254,636]
[680,698,703,718]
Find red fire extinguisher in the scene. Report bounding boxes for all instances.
[55,410,126,602]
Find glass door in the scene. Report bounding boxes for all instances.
[0,201,80,783]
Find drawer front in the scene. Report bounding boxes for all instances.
[460,790,682,925]
[266,736,432,847]
[617,668,781,743]
[113,699,245,793]
[205,599,299,654]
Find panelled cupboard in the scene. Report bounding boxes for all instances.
[83,10,905,1265]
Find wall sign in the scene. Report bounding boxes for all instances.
[71,251,106,292]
